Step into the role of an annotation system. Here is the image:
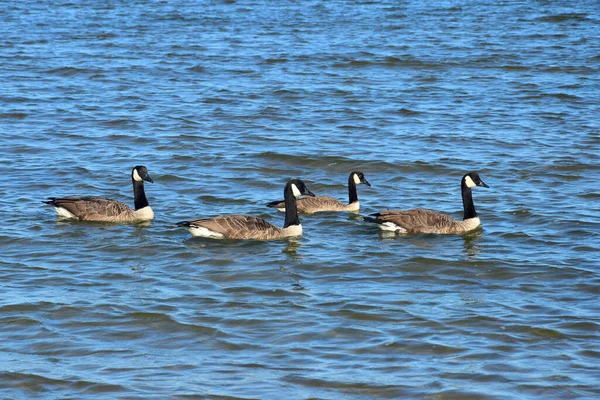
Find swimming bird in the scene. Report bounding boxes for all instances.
[266,171,370,213]
[365,172,489,234]
[177,179,315,240]
[43,165,155,222]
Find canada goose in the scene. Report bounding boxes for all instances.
[43,166,155,223]
[365,172,489,235]
[266,171,370,214]
[177,179,315,240]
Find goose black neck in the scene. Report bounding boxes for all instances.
[133,179,149,210]
[461,181,477,220]
[283,184,300,228]
[347,175,359,204]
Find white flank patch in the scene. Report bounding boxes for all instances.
[189,225,225,239]
[346,201,360,212]
[353,173,361,185]
[378,221,407,233]
[54,207,78,219]
[282,224,303,237]
[291,183,301,197]
[134,206,155,221]
[464,175,476,188]
[132,168,142,182]
[462,217,481,231]
[276,207,286,212]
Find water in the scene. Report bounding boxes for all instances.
[1,0,599,398]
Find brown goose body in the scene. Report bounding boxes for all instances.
[43,166,154,223]
[179,214,302,240]
[266,172,370,214]
[366,172,489,235]
[178,179,314,240]
[297,196,358,213]
[369,208,482,235]
[44,196,154,222]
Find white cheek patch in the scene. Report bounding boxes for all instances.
[464,175,476,188]
[353,174,361,185]
[291,184,301,197]
[132,169,142,182]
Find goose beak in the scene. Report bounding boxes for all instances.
[479,180,489,188]
[144,175,154,184]
[304,188,316,197]
[363,178,371,187]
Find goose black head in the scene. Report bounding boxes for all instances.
[463,172,488,189]
[288,179,315,197]
[132,166,154,183]
[351,171,371,187]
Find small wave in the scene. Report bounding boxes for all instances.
[521,92,582,102]
[262,57,289,64]
[330,308,396,322]
[578,350,600,359]
[254,288,310,298]
[22,39,49,45]
[272,89,304,101]
[0,372,127,395]
[100,118,139,127]
[535,13,590,23]
[395,108,421,116]
[548,66,597,74]
[225,68,256,75]
[332,59,372,68]
[254,152,393,171]
[43,67,93,77]
[557,321,600,333]
[578,192,600,200]
[500,65,530,71]
[332,55,445,69]
[0,112,27,119]
[95,32,118,40]
[126,311,226,336]
[155,12,187,21]
[202,97,234,104]
[187,64,206,73]
[283,373,414,395]
[355,340,466,355]
[508,325,567,339]
[0,95,31,103]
